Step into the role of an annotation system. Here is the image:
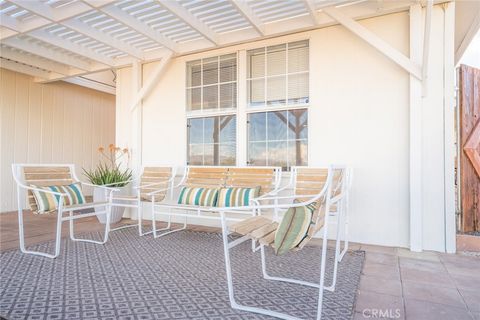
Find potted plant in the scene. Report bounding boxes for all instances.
[83,144,133,224]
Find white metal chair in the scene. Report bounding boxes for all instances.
[12,164,117,259]
[255,166,353,291]
[108,166,176,236]
[217,166,335,320]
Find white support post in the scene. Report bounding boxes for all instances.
[323,6,422,80]
[131,60,143,175]
[422,0,433,97]
[129,53,173,112]
[237,50,248,166]
[443,2,456,253]
[409,4,423,252]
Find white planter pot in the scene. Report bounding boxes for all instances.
[93,186,128,224]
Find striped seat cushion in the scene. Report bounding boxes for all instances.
[216,187,260,207]
[274,202,318,256]
[177,187,219,207]
[30,183,86,214]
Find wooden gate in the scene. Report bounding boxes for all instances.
[459,64,480,232]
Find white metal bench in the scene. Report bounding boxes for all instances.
[150,166,282,238]
[12,163,118,258]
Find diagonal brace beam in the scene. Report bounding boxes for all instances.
[130,53,173,112]
[323,6,422,80]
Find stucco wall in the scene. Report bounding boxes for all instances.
[116,8,453,251]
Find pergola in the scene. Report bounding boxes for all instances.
[0,0,437,89]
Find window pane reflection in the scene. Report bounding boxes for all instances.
[188,116,237,166]
[248,109,307,170]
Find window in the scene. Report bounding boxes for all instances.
[247,40,309,108]
[186,53,237,112]
[187,115,236,165]
[248,109,308,170]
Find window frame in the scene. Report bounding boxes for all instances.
[245,39,310,170]
[185,51,239,166]
[246,106,309,170]
[185,52,239,117]
[246,40,309,110]
[184,39,310,170]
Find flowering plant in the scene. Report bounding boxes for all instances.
[83,144,133,187]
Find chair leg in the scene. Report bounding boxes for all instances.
[339,211,349,262]
[220,217,322,320]
[69,205,110,244]
[153,214,187,238]
[138,198,143,236]
[316,212,330,320]
[17,207,61,259]
[324,212,342,291]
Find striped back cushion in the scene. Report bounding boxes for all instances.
[30,183,86,214]
[177,187,219,207]
[294,202,323,250]
[274,203,316,256]
[216,187,260,207]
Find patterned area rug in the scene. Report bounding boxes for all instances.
[0,228,364,320]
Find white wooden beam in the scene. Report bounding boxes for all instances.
[28,28,116,67]
[94,4,178,53]
[422,0,433,96]
[322,6,422,80]
[158,0,218,45]
[63,76,116,94]
[34,64,112,83]
[0,45,81,76]
[130,53,172,112]
[81,0,117,9]
[443,1,456,253]
[303,0,321,25]
[1,37,92,71]
[62,19,145,60]
[229,0,266,35]
[8,0,145,60]
[409,4,423,252]
[0,26,18,39]
[1,1,115,41]
[0,57,62,79]
[3,0,91,38]
[455,8,480,65]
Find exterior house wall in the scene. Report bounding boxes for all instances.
[116,7,454,251]
[0,68,116,212]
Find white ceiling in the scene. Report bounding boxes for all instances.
[0,0,425,92]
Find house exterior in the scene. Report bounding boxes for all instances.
[2,0,480,253]
[115,2,458,253]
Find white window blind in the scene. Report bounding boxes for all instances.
[186,53,237,112]
[247,40,309,107]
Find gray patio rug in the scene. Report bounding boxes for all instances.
[0,228,364,320]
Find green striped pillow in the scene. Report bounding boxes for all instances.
[177,187,219,207]
[274,204,314,256]
[31,183,86,214]
[216,187,260,207]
